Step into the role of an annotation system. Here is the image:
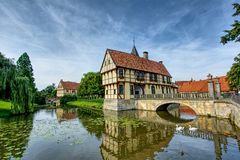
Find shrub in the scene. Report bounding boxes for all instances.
[60,95,77,105]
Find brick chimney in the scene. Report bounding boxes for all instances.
[143,51,148,59]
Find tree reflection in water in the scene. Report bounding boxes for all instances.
[0,115,33,159]
[0,108,240,160]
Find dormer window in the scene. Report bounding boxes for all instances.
[118,68,124,78]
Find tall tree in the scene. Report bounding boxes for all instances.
[16,52,36,92]
[221,3,240,92]
[78,72,104,97]
[0,52,16,99]
[11,76,33,114]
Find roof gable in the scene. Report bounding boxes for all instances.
[177,76,230,93]
[59,80,80,90]
[107,49,171,77]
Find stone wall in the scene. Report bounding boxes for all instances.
[103,99,136,111]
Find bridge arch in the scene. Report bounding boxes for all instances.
[155,101,197,116]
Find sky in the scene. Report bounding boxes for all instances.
[0,0,239,90]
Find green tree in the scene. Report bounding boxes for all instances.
[10,76,33,114]
[78,72,104,97]
[221,3,240,92]
[0,52,35,114]
[34,83,56,105]
[221,3,240,44]
[227,54,240,91]
[42,83,56,98]
[17,52,36,92]
[0,52,16,99]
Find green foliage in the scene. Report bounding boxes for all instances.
[67,99,103,110]
[221,3,240,44]
[34,91,46,105]
[60,95,77,105]
[10,76,33,114]
[78,72,104,97]
[16,52,36,92]
[0,52,16,99]
[0,52,36,115]
[34,83,56,105]
[227,54,240,91]
[221,3,240,92]
[41,83,56,98]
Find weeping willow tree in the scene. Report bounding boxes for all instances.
[0,52,16,99]
[1,52,34,114]
[10,76,33,114]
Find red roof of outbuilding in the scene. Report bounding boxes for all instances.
[60,80,80,90]
[176,76,230,93]
[107,49,171,77]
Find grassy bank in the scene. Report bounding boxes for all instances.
[67,99,103,110]
[0,100,50,118]
[0,100,12,117]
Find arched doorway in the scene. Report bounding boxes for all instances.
[134,85,144,95]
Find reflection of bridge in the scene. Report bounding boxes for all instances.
[100,110,240,160]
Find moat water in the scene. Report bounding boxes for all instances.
[0,107,240,160]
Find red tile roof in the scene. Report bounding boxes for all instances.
[176,76,231,93]
[60,80,80,90]
[107,49,171,77]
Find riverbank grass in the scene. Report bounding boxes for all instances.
[0,100,12,117]
[67,99,103,111]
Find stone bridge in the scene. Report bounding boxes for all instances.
[104,94,240,127]
[135,94,240,128]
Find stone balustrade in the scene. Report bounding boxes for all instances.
[135,93,212,100]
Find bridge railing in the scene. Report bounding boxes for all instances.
[230,95,240,104]
[135,93,213,100]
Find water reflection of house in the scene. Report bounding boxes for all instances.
[100,110,240,160]
[56,79,80,97]
[100,118,174,160]
[176,75,233,97]
[56,108,78,122]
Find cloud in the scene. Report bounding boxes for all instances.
[0,0,238,90]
